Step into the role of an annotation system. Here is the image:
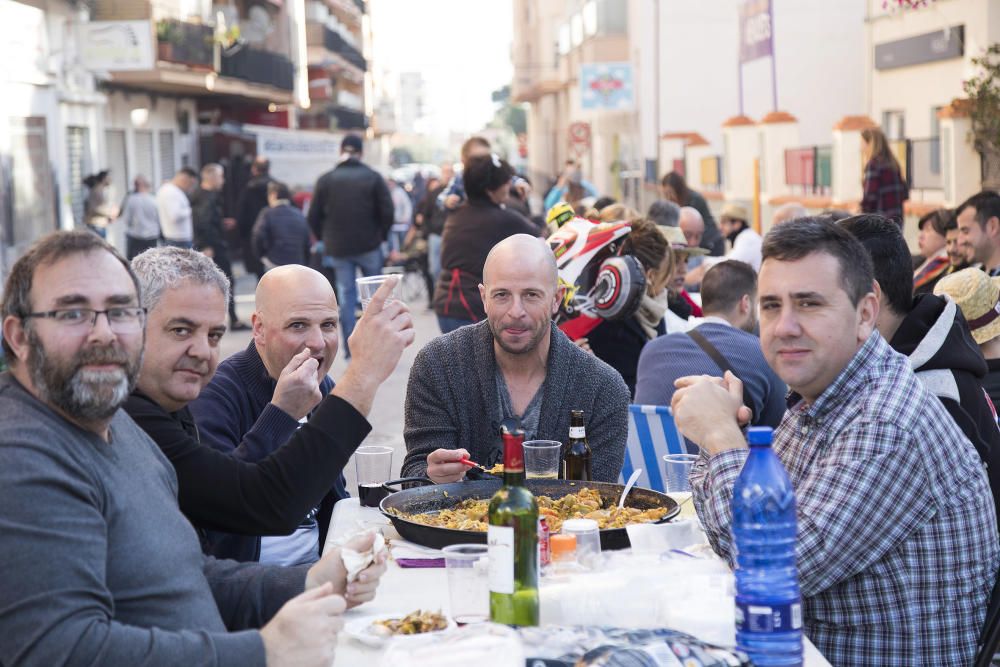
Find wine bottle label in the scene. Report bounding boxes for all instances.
[487,525,514,594]
[735,599,803,634]
[569,427,585,438]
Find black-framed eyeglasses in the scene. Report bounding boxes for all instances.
[23,307,147,333]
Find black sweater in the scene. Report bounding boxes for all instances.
[123,390,370,539]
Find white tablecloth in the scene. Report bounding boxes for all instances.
[326,498,830,666]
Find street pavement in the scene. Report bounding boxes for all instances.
[219,268,441,491]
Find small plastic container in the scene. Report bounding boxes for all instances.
[561,519,601,564]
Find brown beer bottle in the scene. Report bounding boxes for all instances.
[562,410,592,481]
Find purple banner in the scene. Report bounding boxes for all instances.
[739,0,773,64]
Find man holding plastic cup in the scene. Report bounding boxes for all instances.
[191,264,415,565]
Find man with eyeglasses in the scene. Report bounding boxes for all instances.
[0,231,389,665]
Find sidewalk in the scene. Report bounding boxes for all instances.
[219,267,441,489]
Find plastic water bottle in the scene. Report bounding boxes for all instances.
[732,426,803,666]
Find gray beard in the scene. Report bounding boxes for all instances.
[26,329,141,423]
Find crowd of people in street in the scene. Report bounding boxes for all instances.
[4,128,1000,666]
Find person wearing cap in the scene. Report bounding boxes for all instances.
[308,134,395,358]
[658,225,709,321]
[935,267,1000,407]
[715,204,762,270]
[913,208,952,294]
[841,214,1000,530]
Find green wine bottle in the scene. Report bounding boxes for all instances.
[488,419,539,626]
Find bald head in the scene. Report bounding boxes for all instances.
[480,234,560,358]
[253,265,340,380]
[483,234,557,290]
[679,206,705,248]
[255,265,335,314]
[773,202,808,226]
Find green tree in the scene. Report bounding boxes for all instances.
[964,44,1000,189]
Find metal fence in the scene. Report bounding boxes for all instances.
[700,155,723,191]
[784,145,831,195]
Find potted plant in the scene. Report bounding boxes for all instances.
[964,44,1000,190]
[156,19,177,62]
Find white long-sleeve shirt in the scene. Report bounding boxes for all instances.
[704,226,763,272]
[156,182,192,243]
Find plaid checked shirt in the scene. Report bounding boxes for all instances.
[691,332,999,666]
[861,158,909,222]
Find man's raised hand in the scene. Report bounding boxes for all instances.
[271,347,323,420]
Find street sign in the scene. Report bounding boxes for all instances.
[580,62,634,111]
[568,122,591,157]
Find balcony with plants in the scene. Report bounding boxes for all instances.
[155,18,215,70]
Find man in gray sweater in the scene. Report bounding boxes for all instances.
[403,234,629,482]
[0,231,385,667]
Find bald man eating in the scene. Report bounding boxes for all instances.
[403,234,629,483]
[190,264,414,565]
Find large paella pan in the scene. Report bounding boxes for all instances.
[379,477,681,551]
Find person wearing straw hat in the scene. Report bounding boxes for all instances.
[935,267,1000,407]
[686,203,763,287]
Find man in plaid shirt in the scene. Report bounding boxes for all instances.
[672,218,999,666]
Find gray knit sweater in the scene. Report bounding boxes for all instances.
[403,321,629,482]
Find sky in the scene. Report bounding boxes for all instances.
[368,0,514,140]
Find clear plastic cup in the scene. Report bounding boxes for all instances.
[356,275,402,311]
[523,440,562,479]
[442,544,490,624]
[663,453,699,493]
[355,445,393,507]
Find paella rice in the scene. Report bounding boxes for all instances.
[387,487,669,533]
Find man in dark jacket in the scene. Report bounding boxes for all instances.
[236,156,273,280]
[192,163,249,330]
[841,214,1000,529]
[252,180,311,269]
[189,263,415,563]
[308,134,394,357]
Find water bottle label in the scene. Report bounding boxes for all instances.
[735,599,802,633]
[488,525,514,594]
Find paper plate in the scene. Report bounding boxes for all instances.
[343,612,456,647]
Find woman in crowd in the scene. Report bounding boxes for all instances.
[82,169,117,238]
[583,217,674,395]
[860,126,909,223]
[432,154,538,333]
[913,208,952,294]
[659,171,724,255]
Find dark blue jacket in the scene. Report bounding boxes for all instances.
[252,203,312,267]
[189,342,346,562]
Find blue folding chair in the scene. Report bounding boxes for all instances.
[620,404,686,492]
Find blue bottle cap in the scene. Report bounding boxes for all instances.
[747,426,773,446]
